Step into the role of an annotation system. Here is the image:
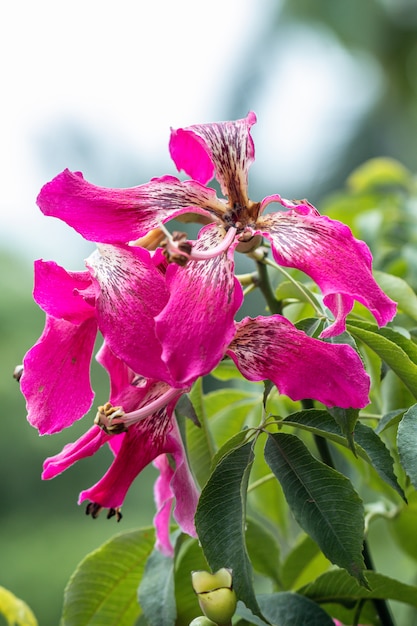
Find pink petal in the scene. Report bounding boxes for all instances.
[96,342,138,403]
[166,419,199,539]
[42,425,111,479]
[21,316,98,434]
[78,383,182,509]
[155,224,243,386]
[153,419,200,556]
[87,244,173,383]
[227,316,370,409]
[169,112,257,205]
[257,206,396,334]
[33,260,95,322]
[37,169,224,242]
[153,455,176,556]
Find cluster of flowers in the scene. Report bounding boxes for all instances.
[20,112,396,555]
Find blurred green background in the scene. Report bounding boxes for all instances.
[2,0,417,623]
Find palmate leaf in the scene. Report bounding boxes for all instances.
[281,534,330,591]
[245,518,281,587]
[346,319,417,399]
[137,547,176,626]
[397,403,417,490]
[264,433,367,585]
[299,568,417,609]
[327,407,359,453]
[374,270,417,322]
[195,441,262,619]
[0,586,38,626]
[281,409,405,499]
[186,379,215,489]
[236,592,335,625]
[61,528,155,626]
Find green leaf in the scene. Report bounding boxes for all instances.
[397,403,417,490]
[275,281,321,310]
[347,319,417,399]
[375,408,406,434]
[205,389,261,449]
[294,317,322,337]
[137,548,176,626]
[0,587,38,626]
[210,430,252,471]
[346,157,412,192]
[247,440,289,536]
[389,491,417,562]
[327,407,359,453]
[299,568,417,608]
[281,534,330,591]
[245,518,281,586]
[210,358,245,381]
[186,379,215,488]
[195,442,261,618]
[236,592,335,625]
[374,271,417,322]
[61,528,155,626]
[352,422,405,500]
[281,410,405,499]
[176,394,201,427]
[264,433,367,585]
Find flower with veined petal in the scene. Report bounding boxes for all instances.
[41,342,199,557]
[37,112,396,387]
[21,243,371,442]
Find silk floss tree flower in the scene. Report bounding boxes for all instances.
[19,239,372,547]
[35,112,396,389]
[19,112,397,550]
[19,251,199,554]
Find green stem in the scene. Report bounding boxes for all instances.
[255,259,282,315]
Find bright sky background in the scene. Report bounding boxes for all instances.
[0,0,382,269]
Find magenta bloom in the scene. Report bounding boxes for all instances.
[21,112,397,542]
[20,250,371,551]
[42,343,199,556]
[37,111,396,354]
[21,247,371,446]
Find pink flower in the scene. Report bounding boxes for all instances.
[42,343,199,556]
[37,112,396,355]
[21,248,371,446]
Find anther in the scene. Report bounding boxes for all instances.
[86,502,123,522]
[162,229,192,266]
[107,507,123,522]
[94,402,128,435]
[13,365,23,382]
[86,502,102,519]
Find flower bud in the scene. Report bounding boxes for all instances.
[189,617,217,626]
[191,568,237,626]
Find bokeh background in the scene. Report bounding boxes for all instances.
[1,0,417,623]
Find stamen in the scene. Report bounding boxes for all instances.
[259,194,294,214]
[162,230,193,266]
[86,502,102,519]
[188,226,237,260]
[85,502,123,522]
[131,227,166,250]
[122,386,182,427]
[160,222,237,265]
[94,401,128,435]
[13,364,23,382]
[107,507,123,522]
